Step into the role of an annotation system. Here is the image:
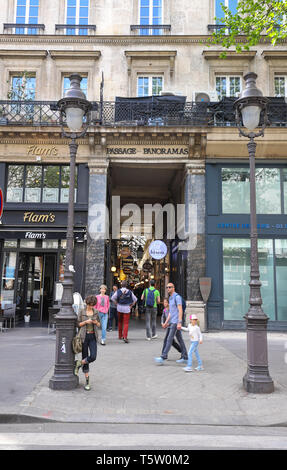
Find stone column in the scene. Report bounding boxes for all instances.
[85,146,109,296]
[184,161,207,330]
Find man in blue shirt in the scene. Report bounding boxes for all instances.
[154,283,188,364]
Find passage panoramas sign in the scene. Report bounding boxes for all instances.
[107,146,188,156]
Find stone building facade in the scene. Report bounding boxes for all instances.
[0,0,287,330]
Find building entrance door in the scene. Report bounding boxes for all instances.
[17,253,56,322]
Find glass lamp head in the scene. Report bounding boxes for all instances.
[234,72,268,132]
[57,74,91,132]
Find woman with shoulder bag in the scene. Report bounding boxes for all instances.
[74,295,100,391]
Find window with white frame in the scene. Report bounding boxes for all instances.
[66,0,89,35]
[63,76,88,97]
[216,75,241,100]
[215,0,238,23]
[15,0,39,34]
[274,76,287,97]
[139,0,163,35]
[137,76,163,97]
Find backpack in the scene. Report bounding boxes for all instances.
[175,294,186,325]
[175,294,186,312]
[182,298,186,313]
[117,288,133,305]
[146,288,155,307]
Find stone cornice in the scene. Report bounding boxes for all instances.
[262,50,287,60]
[0,49,47,59]
[49,50,101,60]
[125,50,177,76]
[203,50,256,61]
[125,50,177,58]
[0,34,285,46]
[185,161,206,175]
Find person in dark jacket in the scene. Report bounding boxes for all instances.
[111,280,137,343]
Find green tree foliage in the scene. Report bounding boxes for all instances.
[211,0,287,53]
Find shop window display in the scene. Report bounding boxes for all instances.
[223,238,287,322]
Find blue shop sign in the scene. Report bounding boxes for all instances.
[217,223,287,229]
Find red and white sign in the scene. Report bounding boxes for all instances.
[0,188,3,220]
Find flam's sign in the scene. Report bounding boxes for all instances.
[0,188,3,220]
[23,212,56,223]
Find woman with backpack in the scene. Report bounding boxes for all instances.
[111,280,137,343]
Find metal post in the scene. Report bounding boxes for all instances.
[49,139,79,390]
[243,137,274,393]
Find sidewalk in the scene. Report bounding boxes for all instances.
[1,319,287,427]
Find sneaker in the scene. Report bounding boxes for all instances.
[154,357,165,365]
[74,359,82,376]
[107,328,112,332]
[84,378,91,391]
[183,366,193,372]
[195,366,204,371]
[151,335,158,339]
[176,358,188,364]
[146,337,151,341]
[123,338,129,343]
[101,339,106,345]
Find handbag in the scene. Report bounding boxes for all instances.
[72,329,82,354]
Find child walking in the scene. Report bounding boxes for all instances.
[181,314,204,372]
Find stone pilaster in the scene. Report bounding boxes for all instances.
[85,142,109,296]
[184,161,207,330]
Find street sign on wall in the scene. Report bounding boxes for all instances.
[0,188,3,220]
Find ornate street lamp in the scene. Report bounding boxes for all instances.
[49,74,92,390]
[234,72,274,393]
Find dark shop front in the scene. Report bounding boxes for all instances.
[206,162,287,331]
[0,162,88,324]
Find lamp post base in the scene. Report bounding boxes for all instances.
[49,309,79,391]
[49,373,79,391]
[243,370,274,394]
[243,313,274,394]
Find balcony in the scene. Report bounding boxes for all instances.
[55,24,96,35]
[0,98,286,128]
[3,23,45,34]
[130,25,171,35]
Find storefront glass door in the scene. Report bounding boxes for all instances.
[17,253,56,322]
[18,254,43,321]
[275,239,287,321]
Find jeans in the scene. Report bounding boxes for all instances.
[98,312,108,341]
[108,307,118,329]
[161,323,188,360]
[82,333,97,373]
[187,341,202,368]
[161,327,182,355]
[145,306,157,338]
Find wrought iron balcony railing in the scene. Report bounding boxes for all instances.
[55,24,96,34]
[130,24,171,34]
[0,98,286,128]
[208,24,228,32]
[3,23,45,34]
